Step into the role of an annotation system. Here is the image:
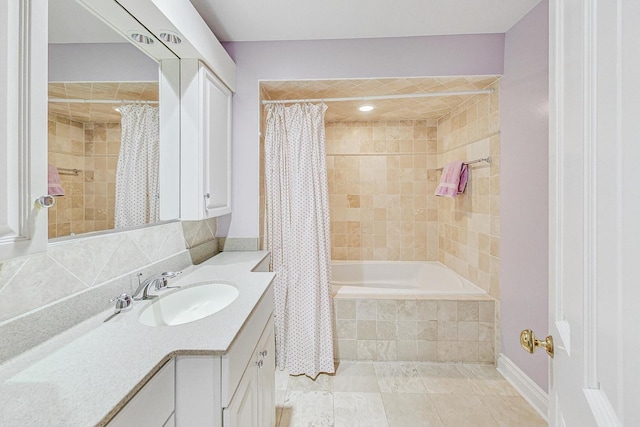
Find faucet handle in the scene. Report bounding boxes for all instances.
[110,293,132,314]
[155,271,182,290]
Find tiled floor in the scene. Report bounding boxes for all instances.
[276,361,547,427]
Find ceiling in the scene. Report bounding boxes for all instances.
[188,0,542,42]
[49,2,509,121]
[51,0,542,44]
[261,76,500,122]
[48,82,159,122]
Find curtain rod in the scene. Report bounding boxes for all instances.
[436,156,492,172]
[48,98,159,104]
[261,88,494,105]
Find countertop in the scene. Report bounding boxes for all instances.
[0,251,275,426]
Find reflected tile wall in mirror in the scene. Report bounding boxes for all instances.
[48,82,158,238]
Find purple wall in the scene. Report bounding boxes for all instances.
[500,1,549,390]
[221,34,505,237]
[49,43,158,82]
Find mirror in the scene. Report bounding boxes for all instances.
[47,0,180,239]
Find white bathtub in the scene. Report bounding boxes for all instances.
[331,261,486,298]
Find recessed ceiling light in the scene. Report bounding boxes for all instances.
[159,31,182,45]
[129,32,154,45]
[359,105,375,112]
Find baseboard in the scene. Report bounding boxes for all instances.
[497,353,549,422]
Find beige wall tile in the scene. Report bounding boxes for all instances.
[326,120,438,261]
[436,85,501,340]
[357,320,377,340]
[48,115,121,238]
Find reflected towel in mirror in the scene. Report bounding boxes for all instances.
[47,164,65,196]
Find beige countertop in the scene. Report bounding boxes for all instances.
[0,251,275,426]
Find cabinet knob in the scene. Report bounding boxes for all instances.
[204,193,210,199]
[256,360,264,368]
[259,350,268,358]
[36,195,56,208]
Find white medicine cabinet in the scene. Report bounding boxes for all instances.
[181,60,233,220]
[0,0,236,260]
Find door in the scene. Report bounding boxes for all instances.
[549,0,640,425]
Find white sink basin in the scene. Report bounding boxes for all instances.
[138,282,239,326]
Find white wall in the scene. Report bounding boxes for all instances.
[500,0,549,390]
[48,43,158,82]
[221,34,506,237]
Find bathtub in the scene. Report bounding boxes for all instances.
[331,261,486,298]
[331,261,495,363]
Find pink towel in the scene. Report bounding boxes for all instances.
[434,161,468,197]
[47,164,65,196]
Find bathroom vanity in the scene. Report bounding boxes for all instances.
[0,251,276,426]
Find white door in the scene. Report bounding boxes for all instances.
[549,0,640,425]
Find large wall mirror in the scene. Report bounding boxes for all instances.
[47,0,180,239]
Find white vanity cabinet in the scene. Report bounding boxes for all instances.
[174,284,275,427]
[107,359,175,427]
[181,60,233,220]
[223,316,276,427]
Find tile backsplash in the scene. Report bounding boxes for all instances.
[0,218,219,362]
[181,218,219,264]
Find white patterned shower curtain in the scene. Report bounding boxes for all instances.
[264,103,335,378]
[114,104,160,228]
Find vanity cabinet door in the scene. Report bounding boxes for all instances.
[181,59,232,220]
[223,316,275,427]
[107,359,175,427]
[256,319,276,427]
[223,365,259,427]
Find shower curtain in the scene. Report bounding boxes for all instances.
[114,104,160,228]
[264,103,335,378]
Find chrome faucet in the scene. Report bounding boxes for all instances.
[133,271,181,300]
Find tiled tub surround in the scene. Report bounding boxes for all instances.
[436,84,501,300]
[326,120,439,261]
[0,251,274,426]
[0,218,220,362]
[333,298,496,363]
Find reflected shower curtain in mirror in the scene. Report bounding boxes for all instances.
[264,102,335,379]
[114,104,160,228]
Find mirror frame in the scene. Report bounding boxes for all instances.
[46,0,182,241]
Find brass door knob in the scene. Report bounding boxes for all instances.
[520,329,554,358]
